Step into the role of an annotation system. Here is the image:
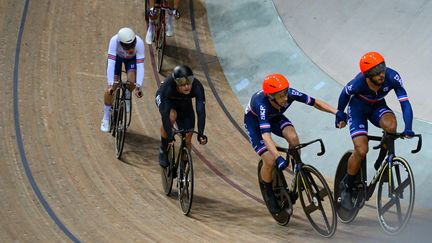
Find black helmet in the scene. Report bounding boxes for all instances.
[172,65,194,86]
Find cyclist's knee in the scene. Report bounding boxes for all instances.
[380,113,397,132]
[353,144,368,159]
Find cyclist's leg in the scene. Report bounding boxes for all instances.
[101,57,122,132]
[175,103,194,151]
[370,103,396,170]
[245,116,281,213]
[341,99,370,209]
[271,115,298,166]
[146,0,157,45]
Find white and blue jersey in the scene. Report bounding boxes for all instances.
[337,67,413,138]
[244,88,315,155]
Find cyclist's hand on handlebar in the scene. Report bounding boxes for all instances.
[403,129,415,138]
[335,110,347,128]
[276,156,287,171]
[197,134,207,145]
[135,87,143,98]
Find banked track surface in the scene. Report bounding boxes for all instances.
[1,0,431,242]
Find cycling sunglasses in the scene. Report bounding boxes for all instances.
[366,62,386,77]
[175,75,194,86]
[269,88,288,99]
[120,40,136,50]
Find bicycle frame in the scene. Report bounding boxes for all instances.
[357,132,422,202]
[281,139,326,199]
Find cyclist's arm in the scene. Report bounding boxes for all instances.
[337,87,351,112]
[106,36,117,86]
[314,98,337,115]
[158,88,174,139]
[393,77,413,132]
[262,132,280,159]
[194,81,206,135]
[135,37,145,88]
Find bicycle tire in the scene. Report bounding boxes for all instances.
[377,156,415,235]
[257,160,292,226]
[115,100,127,159]
[298,164,337,238]
[110,88,121,137]
[334,150,360,223]
[144,0,149,22]
[127,95,132,128]
[156,13,166,73]
[178,147,194,215]
[161,143,175,195]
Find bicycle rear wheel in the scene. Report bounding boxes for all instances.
[257,160,292,226]
[155,14,166,73]
[144,0,149,22]
[377,156,415,235]
[115,100,127,159]
[298,165,337,237]
[334,150,360,223]
[161,144,175,195]
[178,147,194,215]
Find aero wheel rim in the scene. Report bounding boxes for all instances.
[377,158,414,235]
[299,165,337,237]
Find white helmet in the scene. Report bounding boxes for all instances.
[118,27,136,45]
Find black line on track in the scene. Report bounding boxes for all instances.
[13,0,80,242]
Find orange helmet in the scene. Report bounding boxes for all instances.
[262,73,290,95]
[359,52,385,74]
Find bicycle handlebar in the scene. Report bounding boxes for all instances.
[276,138,326,157]
[370,132,422,154]
[172,129,201,136]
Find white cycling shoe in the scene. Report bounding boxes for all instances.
[166,16,173,37]
[145,24,154,45]
[100,119,110,133]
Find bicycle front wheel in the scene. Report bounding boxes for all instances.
[178,147,194,215]
[377,156,415,235]
[115,100,127,159]
[298,164,337,238]
[155,16,166,73]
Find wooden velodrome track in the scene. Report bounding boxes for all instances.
[1,0,431,242]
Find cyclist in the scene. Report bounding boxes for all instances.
[244,73,339,214]
[155,65,207,168]
[145,0,181,45]
[336,51,414,210]
[100,27,145,132]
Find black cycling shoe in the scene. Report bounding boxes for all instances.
[262,182,281,214]
[339,182,354,210]
[159,149,169,168]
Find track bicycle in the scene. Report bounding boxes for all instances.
[334,131,422,235]
[258,139,337,237]
[161,129,200,215]
[145,0,169,72]
[109,71,133,159]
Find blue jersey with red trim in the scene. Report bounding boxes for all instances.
[341,67,408,105]
[337,67,414,132]
[245,88,315,134]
